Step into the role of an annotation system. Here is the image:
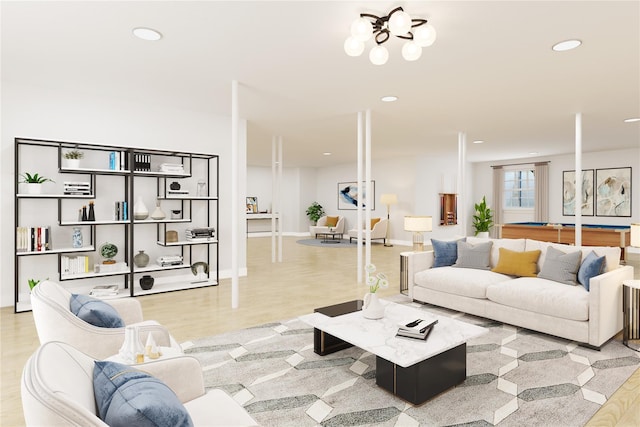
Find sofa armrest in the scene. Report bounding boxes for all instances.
[404,251,434,298]
[588,265,634,347]
[139,356,205,403]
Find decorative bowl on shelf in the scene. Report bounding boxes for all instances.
[100,243,118,264]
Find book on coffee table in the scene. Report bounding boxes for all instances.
[396,318,438,340]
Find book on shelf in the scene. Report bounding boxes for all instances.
[114,201,128,221]
[158,163,185,173]
[108,151,128,171]
[61,255,91,275]
[90,284,119,297]
[16,226,51,252]
[396,318,438,340]
[186,227,215,239]
[133,153,151,171]
[94,262,128,274]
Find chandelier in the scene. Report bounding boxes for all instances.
[344,7,436,65]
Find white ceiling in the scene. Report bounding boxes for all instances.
[2,1,639,168]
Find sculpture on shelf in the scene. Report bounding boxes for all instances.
[190,261,209,284]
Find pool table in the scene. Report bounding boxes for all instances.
[499,222,631,259]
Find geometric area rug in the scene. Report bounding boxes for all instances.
[182,295,640,426]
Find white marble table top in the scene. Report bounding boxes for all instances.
[299,299,487,368]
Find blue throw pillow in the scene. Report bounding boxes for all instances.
[93,361,193,427]
[577,251,606,291]
[431,238,465,267]
[69,294,124,328]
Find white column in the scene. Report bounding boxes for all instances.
[575,113,582,246]
[365,109,372,267]
[277,136,283,262]
[231,80,239,309]
[356,112,363,283]
[457,132,466,235]
[271,136,277,263]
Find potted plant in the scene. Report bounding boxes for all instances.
[19,172,55,195]
[63,149,84,168]
[472,196,493,237]
[305,202,325,225]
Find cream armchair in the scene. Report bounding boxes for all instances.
[30,280,181,359]
[309,215,345,238]
[21,341,258,426]
[348,218,389,244]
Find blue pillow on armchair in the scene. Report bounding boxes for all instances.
[431,238,465,267]
[70,294,124,328]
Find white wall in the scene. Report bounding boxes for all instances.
[1,82,247,307]
[472,147,640,228]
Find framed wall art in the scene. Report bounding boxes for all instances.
[338,181,375,210]
[562,169,594,216]
[595,167,631,217]
[246,196,258,213]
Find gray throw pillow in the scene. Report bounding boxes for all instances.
[453,240,493,270]
[537,246,582,285]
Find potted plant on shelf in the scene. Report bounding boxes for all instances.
[19,172,55,195]
[305,202,325,225]
[472,196,493,238]
[63,149,84,168]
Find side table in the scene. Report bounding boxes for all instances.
[622,279,640,351]
[400,252,413,295]
[106,346,183,365]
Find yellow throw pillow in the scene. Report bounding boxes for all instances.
[370,218,381,228]
[325,216,338,227]
[491,248,542,277]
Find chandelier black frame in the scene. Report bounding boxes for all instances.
[360,7,428,45]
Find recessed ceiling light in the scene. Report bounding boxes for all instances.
[552,39,581,52]
[529,152,539,155]
[381,96,398,102]
[624,117,640,123]
[472,140,484,144]
[133,27,162,41]
[323,152,332,156]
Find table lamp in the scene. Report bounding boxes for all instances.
[380,194,398,247]
[404,216,432,252]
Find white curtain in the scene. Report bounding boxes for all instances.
[534,162,549,222]
[491,166,502,238]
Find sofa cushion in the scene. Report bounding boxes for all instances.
[93,360,193,427]
[524,239,620,273]
[370,218,381,228]
[577,251,606,291]
[325,216,338,227]
[486,277,589,321]
[491,248,541,277]
[70,294,124,328]
[431,238,465,267]
[467,237,526,269]
[537,246,582,285]
[414,266,511,299]
[453,240,493,270]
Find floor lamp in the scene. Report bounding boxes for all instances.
[404,216,432,252]
[380,194,398,247]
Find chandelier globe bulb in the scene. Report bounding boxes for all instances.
[344,36,365,56]
[413,24,437,47]
[350,17,373,42]
[388,10,412,36]
[402,41,422,61]
[369,45,389,65]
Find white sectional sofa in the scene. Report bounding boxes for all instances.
[404,236,634,348]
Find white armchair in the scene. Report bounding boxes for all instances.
[21,341,258,426]
[30,280,181,359]
[348,218,389,244]
[309,215,345,238]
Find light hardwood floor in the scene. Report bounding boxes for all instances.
[1,236,638,426]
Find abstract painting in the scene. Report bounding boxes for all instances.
[595,167,631,217]
[338,181,375,210]
[246,196,258,213]
[562,170,594,216]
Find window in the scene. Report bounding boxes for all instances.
[503,169,535,208]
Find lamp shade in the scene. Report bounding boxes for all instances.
[404,216,432,232]
[380,194,398,205]
[631,223,640,247]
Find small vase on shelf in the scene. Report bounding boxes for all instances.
[150,200,166,220]
[88,201,96,221]
[133,196,149,220]
[134,250,149,268]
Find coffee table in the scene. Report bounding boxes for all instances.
[317,231,343,243]
[299,299,487,404]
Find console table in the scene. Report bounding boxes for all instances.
[246,213,280,234]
